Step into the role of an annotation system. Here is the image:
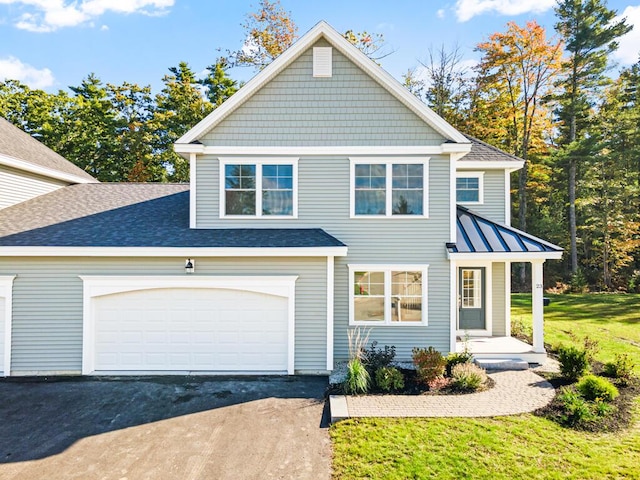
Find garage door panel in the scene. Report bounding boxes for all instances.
[93,287,288,372]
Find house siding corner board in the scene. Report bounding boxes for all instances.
[201,39,445,147]
[0,164,67,209]
[0,257,326,374]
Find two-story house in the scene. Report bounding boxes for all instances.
[0,21,561,377]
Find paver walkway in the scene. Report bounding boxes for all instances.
[332,369,555,419]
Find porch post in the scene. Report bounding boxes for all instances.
[531,260,545,353]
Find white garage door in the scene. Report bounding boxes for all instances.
[93,287,289,373]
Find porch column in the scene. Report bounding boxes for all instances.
[531,260,545,353]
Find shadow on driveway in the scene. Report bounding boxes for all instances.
[0,375,330,479]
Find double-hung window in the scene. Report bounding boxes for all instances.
[349,265,428,325]
[220,159,297,218]
[456,172,483,204]
[351,158,428,217]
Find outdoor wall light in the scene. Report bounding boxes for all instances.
[185,258,195,274]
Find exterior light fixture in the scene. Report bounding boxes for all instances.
[185,258,195,274]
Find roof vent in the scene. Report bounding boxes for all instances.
[313,47,332,77]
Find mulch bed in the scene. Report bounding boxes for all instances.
[534,366,639,432]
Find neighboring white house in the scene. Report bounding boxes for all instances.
[0,21,561,377]
[0,117,97,210]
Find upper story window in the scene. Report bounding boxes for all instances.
[350,158,428,218]
[349,264,428,326]
[456,172,484,204]
[220,158,298,218]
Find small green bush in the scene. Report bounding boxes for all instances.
[558,387,597,427]
[558,345,590,381]
[375,366,405,392]
[511,316,533,344]
[412,347,446,385]
[344,357,370,395]
[364,341,396,372]
[604,353,635,384]
[450,363,487,392]
[445,351,473,376]
[576,374,619,402]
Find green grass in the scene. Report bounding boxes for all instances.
[331,413,640,479]
[331,294,640,479]
[512,293,640,368]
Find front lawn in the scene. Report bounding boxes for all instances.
[511,293,640,368]
[331,293,640,479]
[331,413,640,479]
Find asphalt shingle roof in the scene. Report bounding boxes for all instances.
[462,134,523,163]
[0,183,345,248]
[451,206,562,254]
[0,117,96,182]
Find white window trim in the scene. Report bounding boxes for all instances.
[219,157,299,219]
[348,264,429,326]
[349,157,429,219]
[456,171,484,205]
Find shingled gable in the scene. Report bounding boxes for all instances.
[175,20,470,151]
[0,117,97,184]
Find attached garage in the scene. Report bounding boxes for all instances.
[82,276,297,375]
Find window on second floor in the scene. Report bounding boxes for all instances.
[350,159,429,217]
[456,172,484,204]
[220,159,298,218]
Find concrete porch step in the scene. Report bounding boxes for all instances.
[474,358,529,370]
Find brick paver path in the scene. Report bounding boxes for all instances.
[343,370,555,418]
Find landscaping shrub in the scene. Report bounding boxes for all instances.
[412,347,446,385]
[364,341,396,372]
[450,363,487,392]
[345,357,370,394]
[445,351,473,376]
[511,316,533,344]
[427,376,451,391]
[604,353,635,385]
[576,374,619,402]
[557,387,597,427]
[374,366,405,392]
[558,345,590,381]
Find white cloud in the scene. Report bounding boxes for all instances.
[455,0,556,22]
[613,5,640,65]
[100,23,108,30]
[0,56,54,88]
[436,9,446,19]
[0,0,174,32]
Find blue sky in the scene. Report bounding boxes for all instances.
[1,1,639,93]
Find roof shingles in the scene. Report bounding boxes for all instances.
[0,183,345,248]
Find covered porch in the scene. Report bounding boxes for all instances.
[448,206,563,364]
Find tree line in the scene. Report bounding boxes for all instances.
[1,0,639,292]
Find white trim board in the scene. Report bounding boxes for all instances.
[176,21,468,146]
[175,144,471,157]
[0,246,348,257]
[80,275,298,375]
[0,275,16,377]
[0,153,97,185]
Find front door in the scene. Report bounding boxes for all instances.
[458,267,485,330]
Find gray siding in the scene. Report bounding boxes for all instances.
[0,257,326,374]
[458,169,507,223]
[201,40,445,147]
[0,165,67,209]
[196,155,453,361]
[491,262,506,336]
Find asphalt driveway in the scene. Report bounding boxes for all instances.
[0,375,331,480]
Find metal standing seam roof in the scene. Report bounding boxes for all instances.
[450,206,562,254]
[0,183,346,248]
